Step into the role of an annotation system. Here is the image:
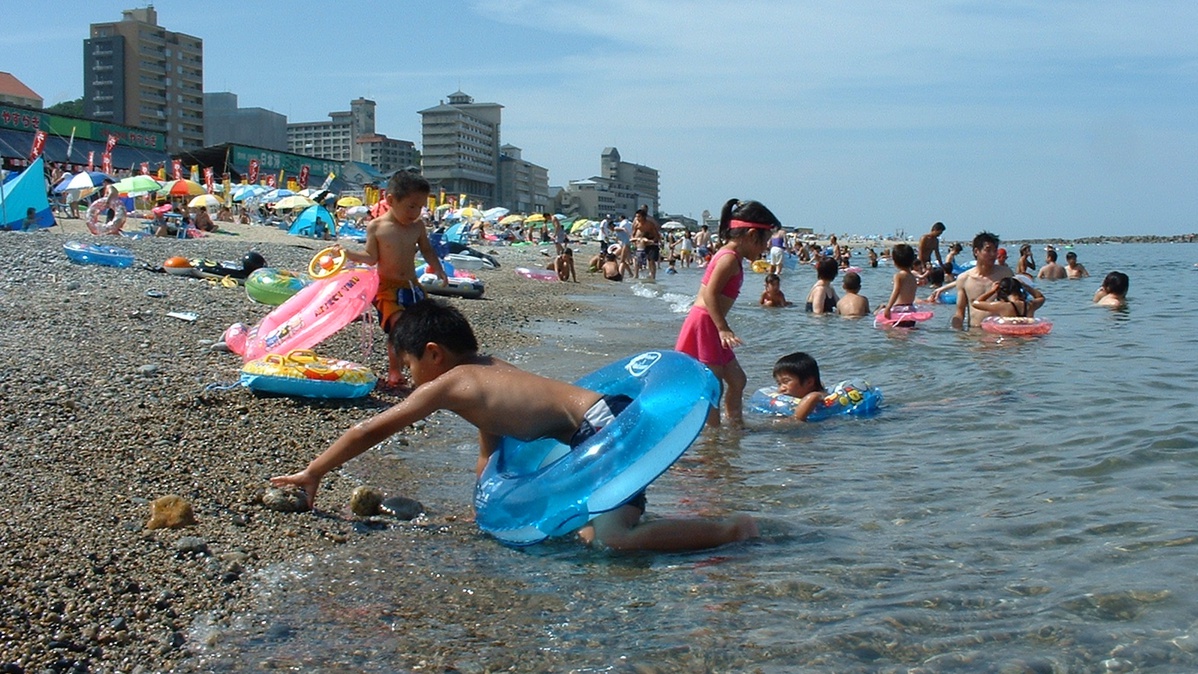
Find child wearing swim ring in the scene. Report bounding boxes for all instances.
[970,276,1046,318]
[771,352,828,421]
[675,198,778,426]
[273,300,757,552]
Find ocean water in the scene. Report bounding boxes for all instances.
[193,243,1198,672]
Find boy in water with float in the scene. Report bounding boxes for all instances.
[770,352,828,421]
[880,243,919,321]
[272,300,757,552]
[333,171,448,388]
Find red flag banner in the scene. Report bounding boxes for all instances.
[247,158,259,184]
[29,130,47,160]
[105,133,118,153]
[172,159,183,181]
[87,151,95,172]
[101,153,113,175]
[265,174,276,188]
[140,162,149,175]
[298,165,310,189]
[203,167,215,193]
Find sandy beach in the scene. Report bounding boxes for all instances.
[0,218,600,672]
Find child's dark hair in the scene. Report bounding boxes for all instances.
[387,170,431,199]
[389,299,478,358]
[1065,251,1078,261]
[764,272,780,285]
[1102,271,1129,295]
[892,243,915,269]
[1045,249,1058,262]
[972,231,1000,252]
[773,352,822,390]
[718,198,779,244]
[997,276,1027,300]
[842,271,862,292]
[816,257,839,281]
[926,266,945,287]
[932,222,946,233]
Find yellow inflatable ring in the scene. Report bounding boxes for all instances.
[751,259,771,274]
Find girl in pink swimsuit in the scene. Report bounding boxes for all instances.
[675,198,778,426]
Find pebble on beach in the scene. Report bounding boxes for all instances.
[349,485,383,516]
[262,486,309,513]
[380,495,424,520]
[145,494,198,530]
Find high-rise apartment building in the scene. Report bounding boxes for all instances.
[497,144,549,214]
[84,7,204,151]
[287,98,375,162]
[419,90,502,206]
[601,147,660,216]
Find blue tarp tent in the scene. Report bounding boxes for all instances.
[288,204,335,238]
[0,157,54,230]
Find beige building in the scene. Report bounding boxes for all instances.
[84,7,204,151]
[601,147,659,215]
[419,90,502,206]
[497,144,549,214]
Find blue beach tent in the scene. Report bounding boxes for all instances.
[287,204,336,238]
[0,157,54,230]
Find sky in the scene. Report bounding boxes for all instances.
[3,0,1196,239]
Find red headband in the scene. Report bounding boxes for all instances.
[730,219,774,230]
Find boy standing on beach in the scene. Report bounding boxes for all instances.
[271,300,757,552]
[337,171,448,388]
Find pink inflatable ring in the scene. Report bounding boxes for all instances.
[981,316,1053,336]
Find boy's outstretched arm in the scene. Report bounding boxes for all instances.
[270,383,445,509]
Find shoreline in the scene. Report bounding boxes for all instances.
[0,219,607,672]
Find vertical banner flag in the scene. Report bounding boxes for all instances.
[247,158,259,184]
[101,153,113,175]
[140,162,149,175]
[203,167,215,193]
[320,171,336,191]
[265,174,276,188]
[190,165,200,182]
[105,133,118,154]
[87,151,95,171]
[157,165,167,180]
[172,159,183,180]
[298,165,310,189]
[277,170,285,188]
[29,130,47,160]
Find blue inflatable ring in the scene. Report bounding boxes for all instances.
[748,380,883,421]
[474,351,720,546]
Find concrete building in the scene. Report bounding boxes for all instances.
[497,144,549,214]
[84,6,204,151]
[554,176,643,221]
[287,98,376,162]
[601,147,660,216]
[288,98,416,175]
[419,90,502,206]
[203,92,287,151]
[0,72,42,109]
[356,133,419,175]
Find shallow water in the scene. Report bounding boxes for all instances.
[193,243,1198,672]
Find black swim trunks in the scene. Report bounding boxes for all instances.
[567,393,646,513]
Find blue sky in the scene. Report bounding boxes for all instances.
[5,1,1196,239]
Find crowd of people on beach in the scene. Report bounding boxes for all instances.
[21,162,1131,555]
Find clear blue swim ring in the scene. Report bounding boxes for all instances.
[474,350,720,546]
[748,380,883,421]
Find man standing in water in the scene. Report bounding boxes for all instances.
[952,231,1013,330]
[919,221,946,269]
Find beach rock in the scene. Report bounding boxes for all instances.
[349,486,383,517]
[379,496,424,520]
[173,536,208,557]
[145,495,197,530]
[262,487,308,513]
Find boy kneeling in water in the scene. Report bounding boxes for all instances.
[272,300,756,552]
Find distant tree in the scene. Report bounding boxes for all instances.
[46,97,85,117]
